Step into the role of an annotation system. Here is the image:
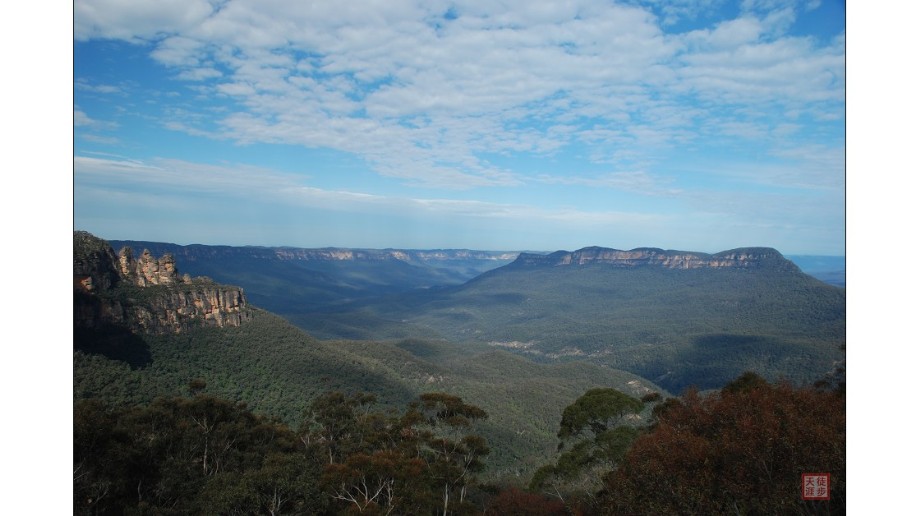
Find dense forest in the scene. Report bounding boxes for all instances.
[75,370,844,514]
[74,309,663,479]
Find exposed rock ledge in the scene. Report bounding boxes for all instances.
[74,231,252,334]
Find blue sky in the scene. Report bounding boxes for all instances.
[73,0,845,254]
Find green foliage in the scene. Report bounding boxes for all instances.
[302,391,491,514]
[721,369,770,394]
[74,310,663,480]
[74,309,420,423]
[73,230,113,257]
[300,391,383,464]
[323,450,431,514]
[557,388,643,442]
[75,390,497,515]
[198,452,326,515]
[593,426,641,464]
[415,392,489,428]
[529,388,648,512]
[73,394,316,515]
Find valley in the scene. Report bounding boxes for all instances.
[105,238,843,393]
[75,232,845,512]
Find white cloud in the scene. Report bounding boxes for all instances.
[176,67,223,81]
[74,0,844,195]
[149,36,208,67]
[74,0,216,41]
[74,79,124,95]
[74,109,94,127]
[74,108,118,130]
[79,134,121,145]
[677,20,844,105]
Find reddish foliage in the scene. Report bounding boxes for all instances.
[600,381,845,515]
[485,487,568,516]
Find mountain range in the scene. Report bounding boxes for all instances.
[107,239,843,315]
[98,238,845,391]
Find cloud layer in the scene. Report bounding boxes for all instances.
[74,0,843,189]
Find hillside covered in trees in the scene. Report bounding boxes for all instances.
[75,370,844,514]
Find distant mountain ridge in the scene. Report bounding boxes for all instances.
[510,246,799,271]
[106,239,519,315]
[275,247,519,263]
[108,240,517,265]
[785,255,845,287]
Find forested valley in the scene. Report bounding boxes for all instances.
[74,232,845,514]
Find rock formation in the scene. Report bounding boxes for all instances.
[74,231,252,334]
[118,247,180,286]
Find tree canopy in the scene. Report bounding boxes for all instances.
[599,374,845,514]
[75,390,495,515]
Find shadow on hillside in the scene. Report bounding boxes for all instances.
[74,325,153,369]
[642,334,782,393]
[692,333,771,352]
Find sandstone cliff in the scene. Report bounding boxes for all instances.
[510,246,800,271]
[74,231,252,334]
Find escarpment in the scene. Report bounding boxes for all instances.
[510,246,800,271]
[74,231,252,334]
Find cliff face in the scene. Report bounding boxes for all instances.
[510,246,800,271]
[74,231,252,334]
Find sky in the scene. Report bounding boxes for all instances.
[73,0,845,254]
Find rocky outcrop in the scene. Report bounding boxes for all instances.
[118,247,181,286]
[510,246,800,271]
[74,231,252,334]
[73,232,121,292]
